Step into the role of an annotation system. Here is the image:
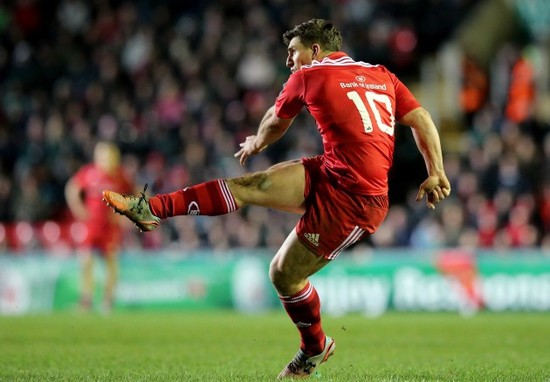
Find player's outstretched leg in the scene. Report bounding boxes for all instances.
[277,336,335,379]
[102,188,160,232]
[103,178,239,232]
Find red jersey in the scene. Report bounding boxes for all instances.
[73,164,133,227]
[275,52,421,195]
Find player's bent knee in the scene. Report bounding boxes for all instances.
[269,258,307,295]
[268,260,281,283]
[268,259,288,291]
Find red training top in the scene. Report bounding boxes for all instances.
[275,52,421,195]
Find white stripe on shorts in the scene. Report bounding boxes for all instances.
[328,226,365,260]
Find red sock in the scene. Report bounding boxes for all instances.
[148,179,238,219]
[280,282,325,356]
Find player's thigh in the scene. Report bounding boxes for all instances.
[228,159,306,213]
[269,229,330,295]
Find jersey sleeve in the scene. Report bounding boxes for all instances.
[274,72,305,118]
[390,71,422,121]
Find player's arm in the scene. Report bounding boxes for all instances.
[400,107,451,209]
[235,105,294,166]
[65,177,89,220]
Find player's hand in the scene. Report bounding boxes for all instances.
[416,174,451,209]
[234,135,265,166]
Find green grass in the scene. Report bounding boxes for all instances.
[0,311,549,381]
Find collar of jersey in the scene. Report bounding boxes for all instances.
[310,51,351,66]
[325,51,348,60]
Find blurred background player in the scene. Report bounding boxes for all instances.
[65,141,133,313]
[104,19,450,378]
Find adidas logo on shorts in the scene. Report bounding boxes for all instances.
[304,232,320,246]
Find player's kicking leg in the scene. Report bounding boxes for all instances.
[102,159,306,229]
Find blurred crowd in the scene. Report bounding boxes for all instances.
[0,0,548,254]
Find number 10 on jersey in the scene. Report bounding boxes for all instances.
[347,91,395,136]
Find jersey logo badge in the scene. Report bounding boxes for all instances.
[355,75,366,82]
[304,233,320,246]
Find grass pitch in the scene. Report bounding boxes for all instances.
[0,311,548,381]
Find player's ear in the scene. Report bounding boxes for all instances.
[311,44,320,59]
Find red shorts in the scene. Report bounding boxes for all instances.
[296,156,389,260]
[82,223,121,255]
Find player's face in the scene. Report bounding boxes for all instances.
[286,37,314,73]
[95,142,120,174]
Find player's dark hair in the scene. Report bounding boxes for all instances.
[283,19,342,52]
